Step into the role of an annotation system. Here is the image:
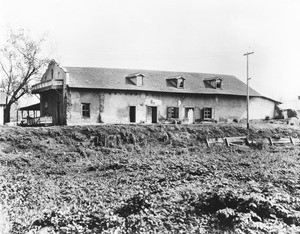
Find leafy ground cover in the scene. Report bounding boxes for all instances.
[0,123,300,233]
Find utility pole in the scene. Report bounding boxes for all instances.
[243,51,254,130]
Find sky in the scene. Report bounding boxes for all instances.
[0,0,300,101]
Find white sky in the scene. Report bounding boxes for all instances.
[0,0,300,101]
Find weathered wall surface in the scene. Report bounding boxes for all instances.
[249,97,276,120]
[66,89,277,125]
[66,90,102,125]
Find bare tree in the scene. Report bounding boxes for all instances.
[0,29,49,123]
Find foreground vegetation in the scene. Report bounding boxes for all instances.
[0,123,300,233]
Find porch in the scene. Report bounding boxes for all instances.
[17,103,53,126]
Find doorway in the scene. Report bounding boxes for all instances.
[151,106,157,123]
[185,107,195,124]
[129,106,136,123]
[147,106,158,123]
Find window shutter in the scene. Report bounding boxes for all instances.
[201,108,205,119]
[167,107,172,118]
[174,107,179,118]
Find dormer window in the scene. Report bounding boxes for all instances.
[126,73,145,86]
[178,79,184,88]
[204,77,222,89]
[216,79,222,88]
[166,76,185,89]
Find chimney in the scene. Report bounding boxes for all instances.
[298,96,300,100]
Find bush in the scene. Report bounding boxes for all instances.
[287,109,298,118]
[274,114,284,120]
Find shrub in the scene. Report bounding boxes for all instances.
[287,109,298,118]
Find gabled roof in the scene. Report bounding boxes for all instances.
[63,66,277,102]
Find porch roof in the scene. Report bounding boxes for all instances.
[18,103,40,111]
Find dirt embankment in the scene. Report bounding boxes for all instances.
[0,123,300,234]
[2,122,299,149]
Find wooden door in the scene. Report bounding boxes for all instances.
[151,107,157,123]
[129,106,136,123]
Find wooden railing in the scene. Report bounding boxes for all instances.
[36,116,53,125]
[20,116,53,126]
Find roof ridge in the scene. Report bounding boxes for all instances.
[64,66,235,77]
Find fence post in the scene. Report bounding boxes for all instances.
[290,137,295,146]
[269,137,273,146]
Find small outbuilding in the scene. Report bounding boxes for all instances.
[278,98,300,119]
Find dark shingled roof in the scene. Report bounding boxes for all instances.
[18,103,40,111]
[64,66,276,101]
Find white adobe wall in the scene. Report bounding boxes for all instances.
[248,97,276,120]
[66,90,277,125]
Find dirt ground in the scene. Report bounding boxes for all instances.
[1,122,300,233]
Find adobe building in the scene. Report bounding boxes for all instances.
[31,60,279,125]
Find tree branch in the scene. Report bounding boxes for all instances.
[0,61,10,79]
[0,29,48,122]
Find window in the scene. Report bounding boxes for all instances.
[82,103,90,118]
[178,78,184,88]
[204,77,222,89]
[126,73,145,86]
[216,79,222,88]
[167,107,179,118]
[166,76,185,89]
[203,107,212,119]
